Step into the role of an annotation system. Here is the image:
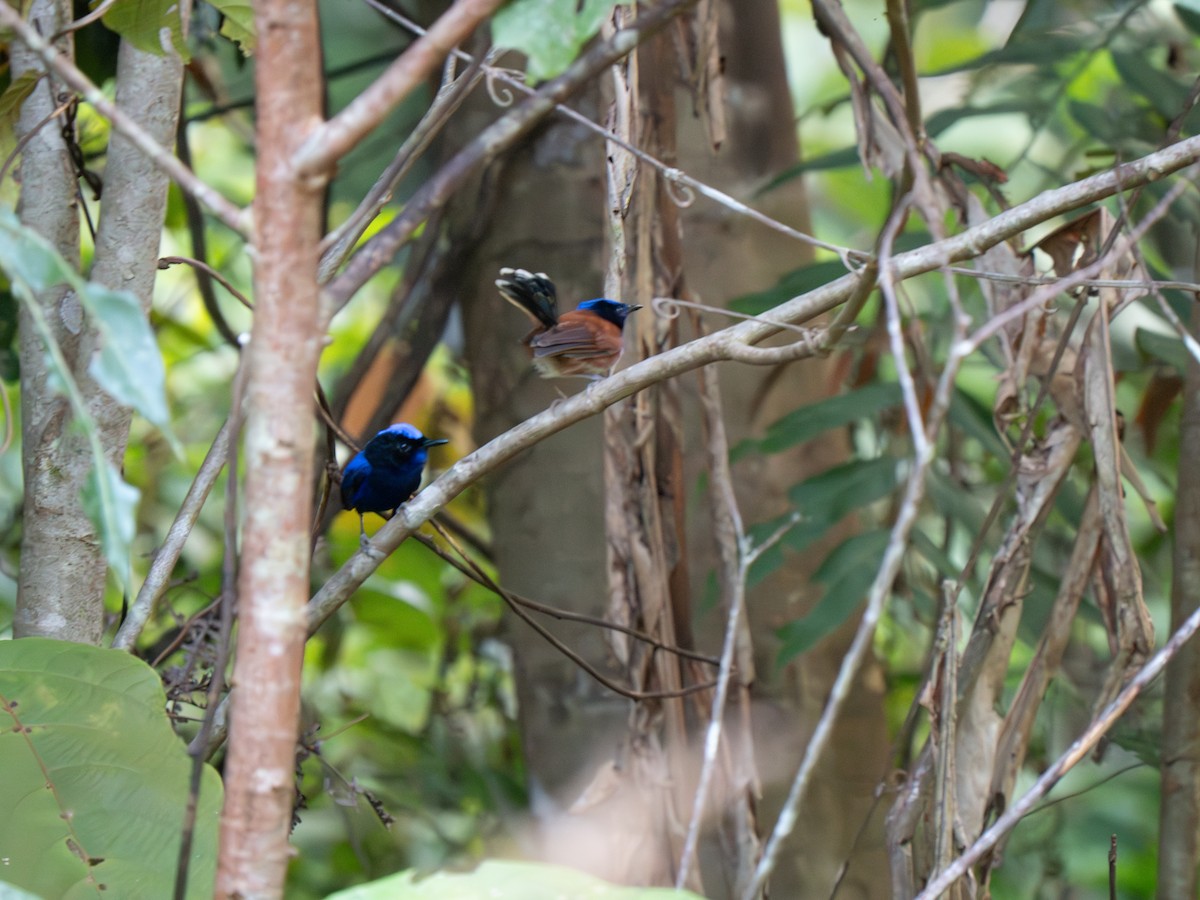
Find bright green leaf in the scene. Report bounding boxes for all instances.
[0,72,43,187]
[98,0,189,60]
[80,284,171,429]
[81,459,140,584]
[326,859,705,899]
[492,0,631,82]
[209,0,256,54]
[0,638,221,899]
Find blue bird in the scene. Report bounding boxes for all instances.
[341,423,447,536]
[496,267,641,379]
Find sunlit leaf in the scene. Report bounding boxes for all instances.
[97,0,189,60]
[492,0,631,82]
[208,0,256,54]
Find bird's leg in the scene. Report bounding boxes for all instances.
[358,513,370,549]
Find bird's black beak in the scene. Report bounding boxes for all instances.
[422,437,450,449]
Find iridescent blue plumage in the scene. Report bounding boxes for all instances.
[341,424,447,528]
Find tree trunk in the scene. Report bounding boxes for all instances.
[214,0,325,894]
[13,5,187,644]
[13,0,95,642]
[456,2,889,894]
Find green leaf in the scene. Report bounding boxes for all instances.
[82,460,140,583]
[0,638,221,899]
[1176,1,1200,34]
[0,71,43,188]
[788,456,899,524]
[1109,51,1190,121]
[758,382,903,454]
[1135,327,1188,372]
[728,260,851,316]
[776,529,892,665]
[79,284,171,429]
[97,0,189,60]
[208,0,256,54]
[948,388,1009,460]
[326,859,705,899]
[492,0,631,82]
[0,206,78,291]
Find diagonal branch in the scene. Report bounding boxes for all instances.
[293,0,504,179]
[307,135,1200,632]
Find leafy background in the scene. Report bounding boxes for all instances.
[0,0,1197,896]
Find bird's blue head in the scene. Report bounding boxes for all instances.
[363,423,448,466]
[577,298,642,330]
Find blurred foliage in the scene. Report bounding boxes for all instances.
[0,0,1195,896]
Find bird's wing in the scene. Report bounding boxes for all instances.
[340,456,369,510]
[530,320,622,359]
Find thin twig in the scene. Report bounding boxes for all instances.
[425,521,718,700]
[293,0,505,178]
[112,416,234,651]
[412,532,717,665]
[159,256,253,310]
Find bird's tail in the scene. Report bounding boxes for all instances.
[496,267,559,329]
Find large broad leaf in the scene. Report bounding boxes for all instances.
[492,0,631,82]
[326,859,705,898]
[96,0,189,60]
[0,638,221,899]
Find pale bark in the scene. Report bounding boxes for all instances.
[13,0,92,641]
[13,4,187,643]
[214,0,325,894]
